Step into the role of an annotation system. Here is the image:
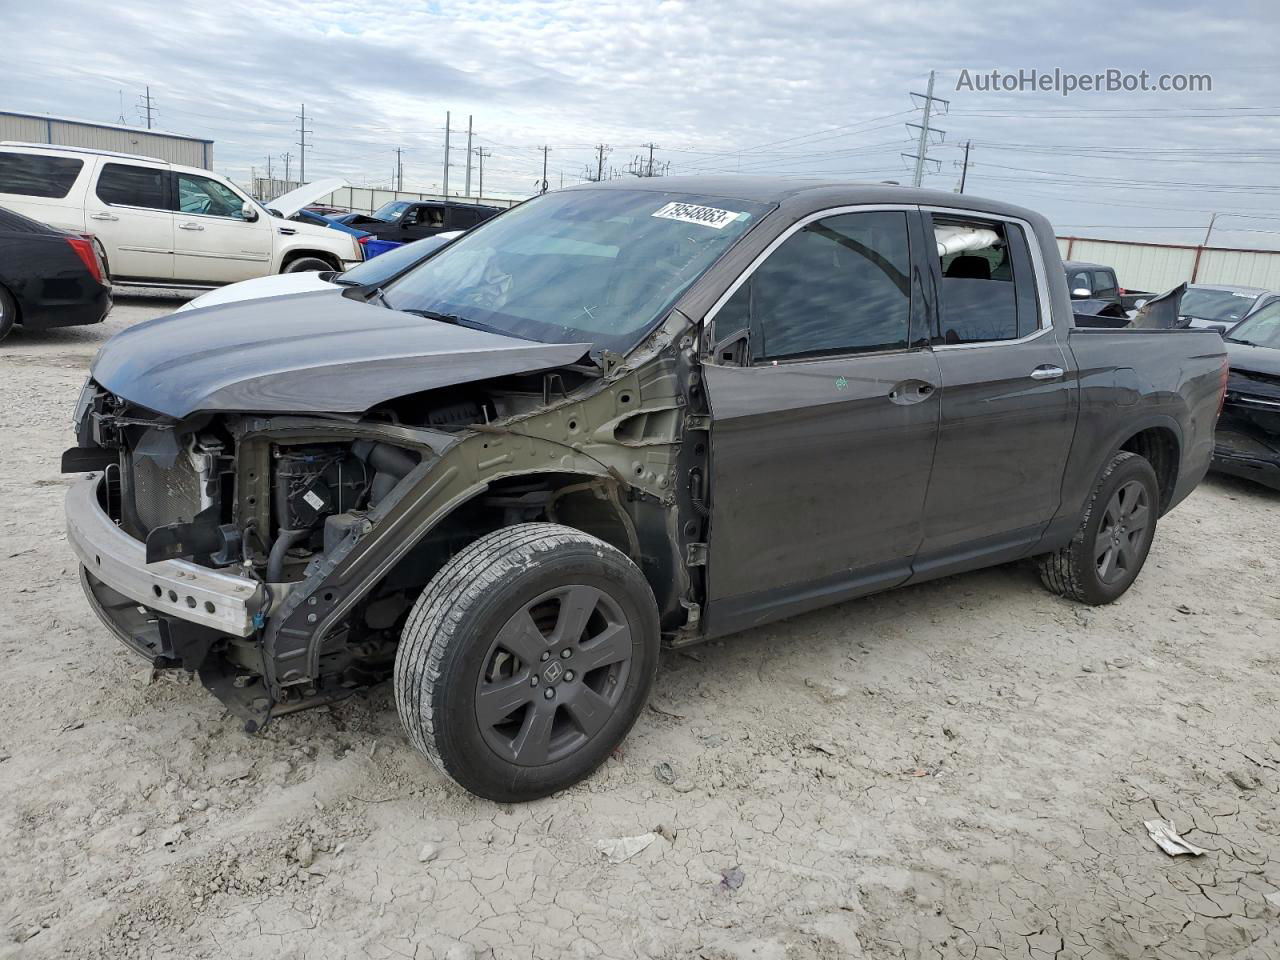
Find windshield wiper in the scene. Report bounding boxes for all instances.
[402,308,466,325]
[1224,336,1257,346]
[339,281,393,308]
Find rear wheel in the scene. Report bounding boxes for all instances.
[283,256,333,273]
[0,286,16,342]
[394,523,660,802]
[1038,451,1159,605]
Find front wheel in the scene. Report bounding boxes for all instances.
[394,523,660,802]
[1038,451,1159,605]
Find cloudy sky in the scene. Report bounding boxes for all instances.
[4,0,1280,246]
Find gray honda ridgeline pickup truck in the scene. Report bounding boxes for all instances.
[63,178,1228,801]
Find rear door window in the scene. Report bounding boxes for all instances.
[932,216,1041,342]
[96,163,169,210]
[0,151,84,198]
[176,172,244,218]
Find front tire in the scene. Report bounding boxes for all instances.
[1038,451,1159,605]
[283,256,333,273]
[395,523,660,802]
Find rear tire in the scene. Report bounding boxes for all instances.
[0,286,16,342]
[395,523,660,802]
[1038,451,1159,605]
[283,256,333,273]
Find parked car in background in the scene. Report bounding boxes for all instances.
[63,178,1227,801]
[1064,260,1152,314]
[1179,283,1279,332]
[0,205,111,342]
[337,199,500,242]
[0,143,362,287]
[1214,301,1280,489]
[175,231,462,312]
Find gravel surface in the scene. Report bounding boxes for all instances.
[2,294,1279,959]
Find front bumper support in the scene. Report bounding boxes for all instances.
[66,474,263,636]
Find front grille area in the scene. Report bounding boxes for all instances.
[132,443,202,534]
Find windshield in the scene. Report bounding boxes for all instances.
[1227,301,1280,348]
[338,233,457,285]
[384,189,769,353]
[371,200,412,222]
[1181,287,1261,323]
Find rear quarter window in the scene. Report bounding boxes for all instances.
[0,152,84,199]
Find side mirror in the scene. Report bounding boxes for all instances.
[1071,287,1091,299]
[241,201,259,222]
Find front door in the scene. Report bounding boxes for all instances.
[85,161,174,281]
[703,208,941,635]
[913,212,1076,577]
[172,172,272,284]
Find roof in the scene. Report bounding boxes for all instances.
[1188,283,1271,295]
[0,110,212,144]
[2,140,172,165]
[561,174,1045,224]
[1063,260,1112,271]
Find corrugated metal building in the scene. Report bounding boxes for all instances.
[1057,236,1280,293]
[0,110,212,168]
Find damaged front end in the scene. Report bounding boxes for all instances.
[1214,366,1280,490]
[63,311,707,732]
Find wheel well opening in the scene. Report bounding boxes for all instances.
[282,250,340,271]
[1120,427,1178,510]
[348,474,641,649]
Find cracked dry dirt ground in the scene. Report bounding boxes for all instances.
[2,295,1279,960]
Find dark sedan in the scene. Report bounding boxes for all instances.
[1214,301,1280,490]
[0,206,111,342]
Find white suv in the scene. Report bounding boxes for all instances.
[0,142,362,287]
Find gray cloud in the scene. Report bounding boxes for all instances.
[3,0,1279,246]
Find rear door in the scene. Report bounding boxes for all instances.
[912,210,1075,577]
[85,161,174,281]
[702,206,941,632]
[171,171,272,284]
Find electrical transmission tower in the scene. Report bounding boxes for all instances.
[473,147,491,200]
[296,104,311,184]
[280,152,292,184]
[901,70,949,187]
[137,86,156,129]
[395,147,403,191]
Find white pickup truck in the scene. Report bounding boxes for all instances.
[0,142,361,287]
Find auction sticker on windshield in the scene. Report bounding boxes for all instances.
[652,201,741,229]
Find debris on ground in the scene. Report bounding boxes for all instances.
[418,842,441,863]
[1226,769,1260,790]
[653,761,677,784]
[595,833,657,864]
[1144,819,1207,857]
[719,866,746,890]
[804,678,850,703]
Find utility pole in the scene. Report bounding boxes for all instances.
[280,152,292,185]
[464,115,473,197]
[296,104,311,184]
[643,142,657,177]
[902,70,948,187]
[595,144,610,182]
[538,145,551,193]
[1204,212,1219,246]
[395,147,403,191]
[443,111,451,199]
[265,155,273,196]
[139,85,156,129]
[958,140,971,193]
[473,147,491,201]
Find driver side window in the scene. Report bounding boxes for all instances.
[717,211,914,362]
[176,173,245,218]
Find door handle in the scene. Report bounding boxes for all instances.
[89,213,118,222]
[179,222,205,231]
[888,380,937,404]
[1030,365,1064,381]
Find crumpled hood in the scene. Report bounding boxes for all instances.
[91,290,590,418]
